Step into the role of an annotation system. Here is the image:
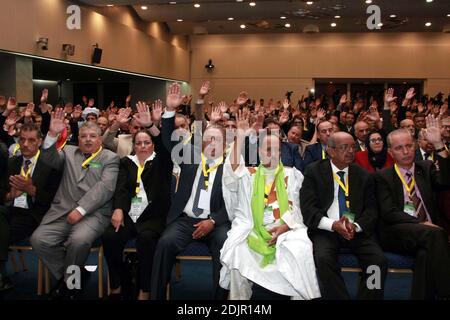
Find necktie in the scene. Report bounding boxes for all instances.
[23,159,31,174]
[83,153,92,160]
[405,171,427,222]
[192,161,211,216]
[337,171,348,217]
[424,153,430,160]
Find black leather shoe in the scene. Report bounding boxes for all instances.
[0,274,14,292]
[49,278,69,300]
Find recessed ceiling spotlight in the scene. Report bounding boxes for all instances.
[447,13,450,17]
[425,22,432,27]
[194,3,200,8]
[141,5,148,10]
[249,2,256,6]
[280,16,287,20]
[240,24,246,29]
[306,1,314,5]
[390,14,397,18]
[334,15,341,19]
[365,0,372,4]
[228,17,234,21]
[426,0,433,3]
[236,0,243,2]
[107,4,114,7]
[177,19,183,22]
[169,1,177,4]
[285,23,291,28]
[331,22,337,27]
[378,23,383,27]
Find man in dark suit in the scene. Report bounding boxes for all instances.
[415,130,436,162]
[300,131,387,300]
[0,123,61,291]
[150,83,230,300]
[375,118,450,299]
[338,112,355,135]
[303,120,333,167]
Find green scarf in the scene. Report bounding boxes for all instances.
[248,162,289,267]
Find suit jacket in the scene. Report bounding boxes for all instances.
[0,154,61,222]
[39,143,120,229]
[113,135,173,235]
[375,156,450,233]
[162,115,229,226]
[300,159,378,236]
[354,150,394,173]
[303,142,326,167]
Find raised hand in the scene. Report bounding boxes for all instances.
[384,88,397,103]
[166,82,183,111]
[24,102,35,117]
[317,108,326,120]
[405,87,416,100]
[236,109,251,137]
[6,97,16,112]
[151,99,163,123]
[218,101,228,113]
[125,95,132,106]
[5,115,18,128]
[423,114,443,147]
[210,106,223,124]
[40,89,48,103]
[417,103,425,114]
[282,98,290,110]
[134,101,152,127]
[49,108,66,137]
[117,107,132,124]
[199,81,211,98]
[236,91,249,106]
[339,94,347,105]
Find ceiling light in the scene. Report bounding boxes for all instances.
[140,5,148,10]
[169,1,177,4]
[240,24,246,29]
[98,78,102,81]
[306,1,314,5]
[66,78,71,81]
[390,14,397,18]
[177,19,183,22]
[426,0,433,3]
[280,16,286,20]
[249,2,256,6]
[331,23,337,27]
[447,14,450,17]
[425,22,432,27]
[228,17,234,21]
[285,23,291,28]
[107,4,114,7]
[236,0,243,2]
[194,3,200,8]
[334,15,341,19]
[378,23,383,27]
[365,0,372,4]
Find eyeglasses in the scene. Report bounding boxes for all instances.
[135,141,152,146]
[369,138,383,144]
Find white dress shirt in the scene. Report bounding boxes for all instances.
[318,162,362,233]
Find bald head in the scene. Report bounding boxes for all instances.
[328,132,354,148]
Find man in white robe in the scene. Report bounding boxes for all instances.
[219,110,321,300]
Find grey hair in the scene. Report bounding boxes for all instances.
[327,135,337,148]
[79,121,102,136]
[386,128,413,148]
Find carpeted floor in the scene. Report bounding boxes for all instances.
[0,250,412,300]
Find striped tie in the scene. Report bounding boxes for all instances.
[405,171,427,222]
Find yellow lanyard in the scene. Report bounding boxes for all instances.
[360,143,365,151]
[322,149,326,160]
[201,153,223,188]
[394,164,415,196]
[135,163,145,195]
[183,133,193,145]
[81,146,102,169]
[445,144,449,152]
[333,171,350,208]
[20,150,40,178]
[13,144,20,156]
[58,139,67,151]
